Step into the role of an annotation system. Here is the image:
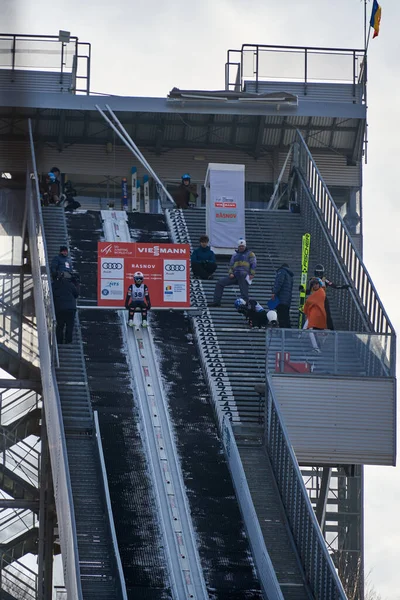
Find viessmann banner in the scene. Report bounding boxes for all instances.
[97,242,191,308]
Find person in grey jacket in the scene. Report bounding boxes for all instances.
[271,263,294,328]
[208,238,256,307]
[51,245,73,280]
[52,272,79,344]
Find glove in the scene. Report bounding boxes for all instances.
[147,303,151,311]
[340,284,350,290]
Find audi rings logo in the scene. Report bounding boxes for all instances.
[165,264,185,272]
[102,262,123,270]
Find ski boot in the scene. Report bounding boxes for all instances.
[141,319,148,328]
[128,320,134,328]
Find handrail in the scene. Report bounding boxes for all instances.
[27,120,83,599]
[265,375,348,600]
[94,411,128,600]
[225,43,366,93]
[28,122,59,368]
[295,129,395,341]
[0,299,37,330]
[0,33,91,94]
[221,416,284,599]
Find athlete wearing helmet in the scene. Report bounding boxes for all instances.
[125,271,151,328]
[234,298,273,329]
[173,173,198,209]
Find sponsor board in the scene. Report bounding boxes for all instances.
[97,242,190,308]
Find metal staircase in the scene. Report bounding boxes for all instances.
[167,208,337,599]
[41,207,121,600]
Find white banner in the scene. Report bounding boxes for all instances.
[206,165,245,250]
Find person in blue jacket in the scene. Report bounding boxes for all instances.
[271,263,294,328]
[191,235,217,280]
[51,245,73,280]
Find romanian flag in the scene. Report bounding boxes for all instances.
[370,0,382,39]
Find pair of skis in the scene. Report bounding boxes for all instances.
[298,232,311,328]
[121,168,150,212]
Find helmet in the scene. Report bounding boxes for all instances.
[237,238,246,248]
[48,172,56,183]
[134,271,144,283]
[314,264,325,278]
[267,310,278,326]
[310,277,323,288]
[181,173,191,181]
[234,298,247,311]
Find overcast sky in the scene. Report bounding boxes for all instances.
[2,0,400,597]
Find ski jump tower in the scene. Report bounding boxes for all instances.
[0,34,395,599]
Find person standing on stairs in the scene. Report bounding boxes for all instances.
[191,235,217,280]
[303,278,327,353]
[271,263,294,328]
[208,239,256,307]
[308,264,350,330]
[52,272,79,344]
[51,246,73,281]
[173,174,198,209]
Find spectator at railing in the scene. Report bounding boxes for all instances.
[191,235,217,280]
[208,238,256,307]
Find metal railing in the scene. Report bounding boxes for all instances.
[0,32,91,94]
[1,557,38,599]
[265,375,347,600]
[94,412,128,600]
[0,299,39,367]
[295,130,395,344]
[266,329,394,378]
[225,44,366,97]
[221,416,283,599]
[0,388,40,427]
[27,121,83,599]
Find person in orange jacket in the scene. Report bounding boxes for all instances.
[304,278,327,330]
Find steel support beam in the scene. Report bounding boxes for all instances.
[0,378,41,391]
[315,467,331,528]
[253,115,265,158]
[57,111,66,152]
[38,413,55,600]
[0,499,39,510]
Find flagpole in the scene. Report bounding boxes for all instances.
[364,0,367,51]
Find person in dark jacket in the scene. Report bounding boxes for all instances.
[52,272,79,344]
[191,235,217,280]
[208,238,256,307]
[51,246,73,280]
[271,263,294,328]
[173,174,198,209]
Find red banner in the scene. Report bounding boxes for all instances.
[97,242,191,308]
